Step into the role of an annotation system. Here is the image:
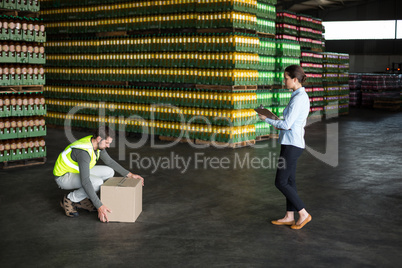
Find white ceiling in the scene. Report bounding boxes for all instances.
[276,0,371,12]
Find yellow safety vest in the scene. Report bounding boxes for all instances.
[53,135,100,177]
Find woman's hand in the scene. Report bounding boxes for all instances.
[258,114,267,121]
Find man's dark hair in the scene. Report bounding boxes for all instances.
[94,126,115,140]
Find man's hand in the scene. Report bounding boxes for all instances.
[258,114,267,121]
[127,172,145,186]
[98,205,112,223]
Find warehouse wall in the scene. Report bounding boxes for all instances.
[304,0,401,73]
[349,55,402,73]
[325,39,402,72]
[319,0,401,21]
[324,39,402,56]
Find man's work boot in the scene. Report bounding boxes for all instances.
[60,195,79,217]
[75,198,97,212]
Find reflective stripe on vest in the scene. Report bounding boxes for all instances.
[61,147,79,172]
[53,136,100,177]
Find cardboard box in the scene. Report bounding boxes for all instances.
[100,177,142,223]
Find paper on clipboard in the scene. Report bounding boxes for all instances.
[254,108,280,120]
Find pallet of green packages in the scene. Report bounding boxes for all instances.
[195,84,257,91]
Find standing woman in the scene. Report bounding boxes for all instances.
[258,65,311,230]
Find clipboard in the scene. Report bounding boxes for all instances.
[254,108,280,120]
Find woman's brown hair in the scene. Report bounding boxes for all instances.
[285,65,307,84]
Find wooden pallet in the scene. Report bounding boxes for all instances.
[304,82,324,86]
[195,139,256,148]
[127,82,196,89]
[372,97,401,111]
[98,81,129,86]
[257,85,273,90]
[269,134,279,139]
[300,47,324,53]
[1,157,46,169]
[145,82,196,89]
[308,115,323,120]
[259,85,286,90]
[196,28,256,34]
[255,134,271,142]
[256,32,275,39]
[373,104,401,111]
[195,84,257,91]
[311,48,324,52]
[274,85,288,89]
[129,28,196,36]
[96,31,129,38]
[0,85,43,93]
[0,9,40,18]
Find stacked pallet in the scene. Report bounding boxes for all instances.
[42,1,350,148]
[275,12,326,120]
[349,73,400,110]
[321,52,350,116]
[302,50,324,119]
[42,0,285,147]
[0,1,46,168]
[349,73,361,106]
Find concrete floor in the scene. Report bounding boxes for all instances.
[1,107,401,267]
